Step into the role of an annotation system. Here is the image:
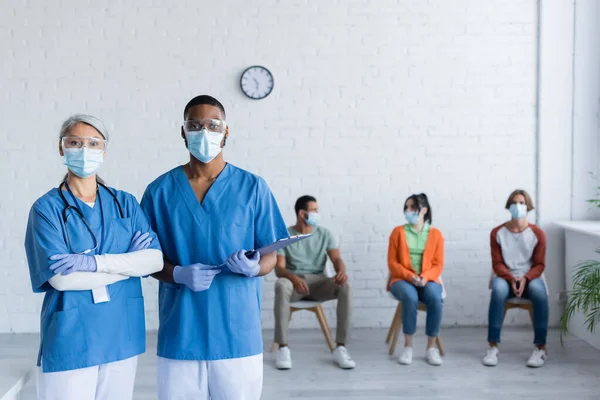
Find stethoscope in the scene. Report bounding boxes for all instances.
[58,180,124,254]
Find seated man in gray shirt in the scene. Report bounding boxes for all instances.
[273,195,355,370]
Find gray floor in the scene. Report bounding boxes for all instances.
[2,328,600,400]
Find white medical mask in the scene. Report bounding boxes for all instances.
[509,203,528,220]
[404,211,420,225]
[305,212,320,226]
[63,148,104,178]
[186,129,225,163]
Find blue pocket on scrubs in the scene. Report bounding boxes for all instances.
[45,308,87,357]
[229,284,260,333]
[127,297,146,345]
[110,218,133,254]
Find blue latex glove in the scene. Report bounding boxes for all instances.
[173,263,221,291]
[49,254,98,275]
[225,250,261,277]
[127,231,152,252]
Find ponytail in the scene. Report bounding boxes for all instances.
[418,193,432,224]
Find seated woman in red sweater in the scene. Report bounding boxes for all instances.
[387,193,444,366]
[483,189,548,368]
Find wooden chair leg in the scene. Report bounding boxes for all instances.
[314,305,335,352]
[389,304,403,356]
[386,304,401,344]
[436,336,445,356]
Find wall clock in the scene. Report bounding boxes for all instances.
[240,66,274,100]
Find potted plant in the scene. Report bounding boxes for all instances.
[560,173,600,342]
[560,253,600,341]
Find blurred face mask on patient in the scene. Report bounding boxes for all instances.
[404,211,420,225]
[304,211,320,226]
[509,203,527,220]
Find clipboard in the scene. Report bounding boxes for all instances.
[245,234,312,258]
[218,234,312,269]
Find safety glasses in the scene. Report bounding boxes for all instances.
[61,136,107,151]
[183,119,227,134]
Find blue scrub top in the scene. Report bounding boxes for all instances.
[24,184,161,373]
[141,164,288,361]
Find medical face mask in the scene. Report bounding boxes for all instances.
[63,148,104,178]
[186,129,225,163]
[509,203,528,220]
[305,212,320,226]
[404,211,420,225]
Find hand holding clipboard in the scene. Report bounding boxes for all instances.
[219,234,312,270]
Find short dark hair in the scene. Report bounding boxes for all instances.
[183,95,226,120]
[404,193,432,224]
[295,195,317,216]
[505,189,535,211]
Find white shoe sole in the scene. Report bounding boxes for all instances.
[527,362,545,368]
[483,359,498,367]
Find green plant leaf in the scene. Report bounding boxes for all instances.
[561,258,600,345]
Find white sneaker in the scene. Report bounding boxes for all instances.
[483,346,499,367]
[526,347,547,368]
[332,346,356,369]
[275,346,292,370]
[398,347,413,365]
[425,347,443,366]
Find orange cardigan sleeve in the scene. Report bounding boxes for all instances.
[420,229,444,283]
[525,224,546,281]
[387,227,415,283]
[490,225,515,282]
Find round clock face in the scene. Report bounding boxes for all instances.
[240,66,274,100]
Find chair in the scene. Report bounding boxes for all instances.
[489,272,549,325]
[385,277,447,356]
[270,260,337,353]
[270,300,335,353]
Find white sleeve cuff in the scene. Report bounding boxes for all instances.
[94,249,163,277]
[49,272,129,291]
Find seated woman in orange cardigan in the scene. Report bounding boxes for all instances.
[387,193,444,366]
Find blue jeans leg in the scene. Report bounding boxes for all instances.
[524,278,549,346]
[420,282,443,337]
[488,277,510,343]
[390,280,419,335]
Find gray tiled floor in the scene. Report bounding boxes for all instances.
[3,327,600,400]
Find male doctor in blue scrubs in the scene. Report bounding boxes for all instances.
[141,95,289,400]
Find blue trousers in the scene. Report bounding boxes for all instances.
[389,280,443,337]
[487,277,549,345]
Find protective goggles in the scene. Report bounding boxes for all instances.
[61,136,107,151]
[183,119,227,133]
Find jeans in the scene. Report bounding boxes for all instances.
[487,277,549,345]
[389,280,443,337]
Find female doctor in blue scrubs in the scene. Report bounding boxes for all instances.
[24,114,163,400]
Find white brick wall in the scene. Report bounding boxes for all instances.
[0,0,542,333]
[572,0,600,220]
